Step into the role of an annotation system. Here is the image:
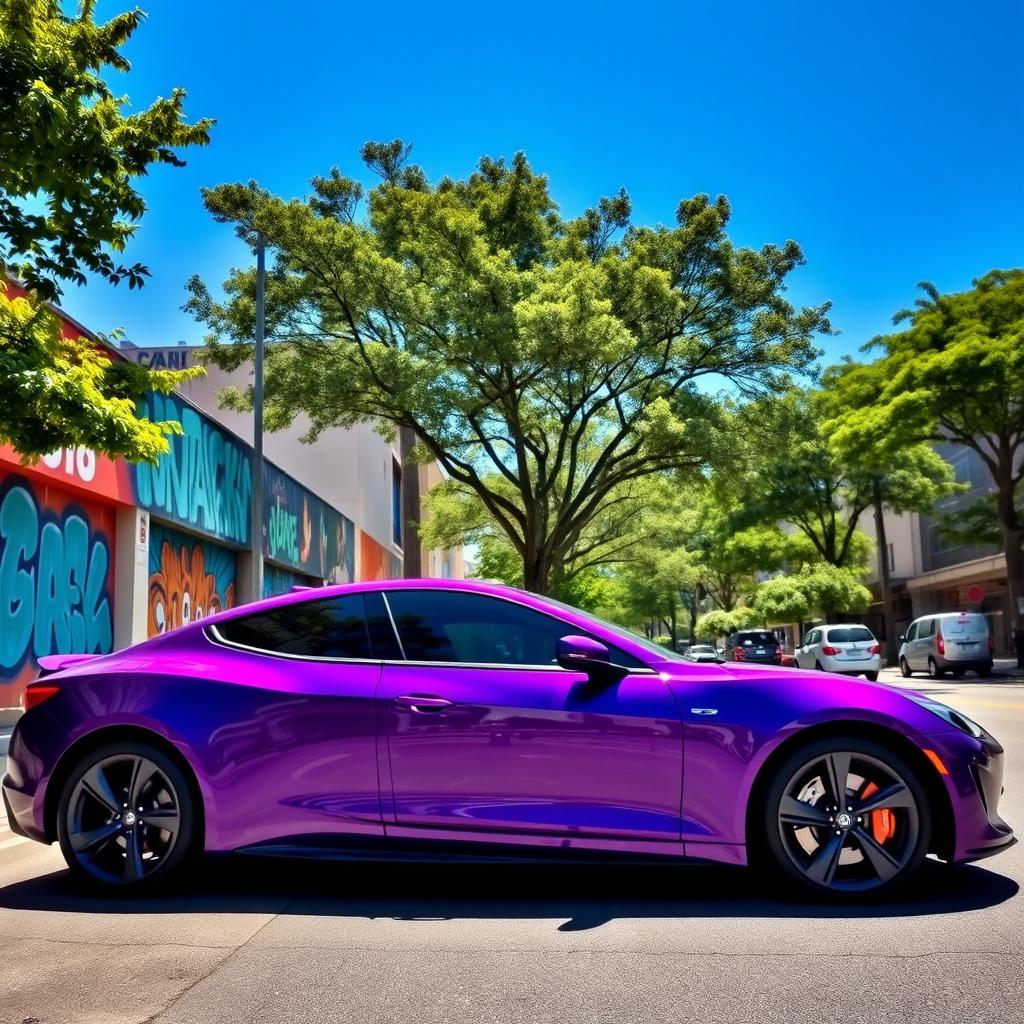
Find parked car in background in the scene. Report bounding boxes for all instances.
[723,629,781,664]
[898,612,993,679]
[684,644,720,663]
[795,624,881,680]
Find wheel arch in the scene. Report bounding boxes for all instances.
[744,721,955,861]
[43,725,206,847]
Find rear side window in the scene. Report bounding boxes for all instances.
[384,590,645,669]
[736,631,776,646]
[942,614,988,637]
[826,627,874,643]
[920,619,936,638]
[217,594,380,659]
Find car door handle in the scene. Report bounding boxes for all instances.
[394,694,454,713]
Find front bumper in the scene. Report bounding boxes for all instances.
[928,728,1015,863]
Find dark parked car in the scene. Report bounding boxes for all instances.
[724,629,782,664]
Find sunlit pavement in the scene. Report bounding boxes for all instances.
[1,680,1022,1024]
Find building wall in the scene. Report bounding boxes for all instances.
[171,358,402,560]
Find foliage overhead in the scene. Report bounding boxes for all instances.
[753,562,872,624]
[0,0,210,460]
[694,605,762,640]
[738,387,957,569]
[189,141,832,592]
[826,271,1024,634]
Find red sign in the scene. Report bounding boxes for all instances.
[0,443,134,507]
[966,584,985,604]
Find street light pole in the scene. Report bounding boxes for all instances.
[250,231,266,601]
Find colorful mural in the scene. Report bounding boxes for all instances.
[263,464,355,582]
[133,393,253,547]
[147,524,237,637]
[358,529,402,581]
[262,564,310,598]
[0,474,115,703]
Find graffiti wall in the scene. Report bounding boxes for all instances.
[0,473,115,703]
[358,530,402,581]
[147,524,237,637]
[133,393,253,547]
[263,564,310,598]
[264,464,355,582]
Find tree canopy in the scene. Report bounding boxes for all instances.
[0,0,211,460]
[190,141,832,593]
[753,563,872,625]
[828,270,1024,653]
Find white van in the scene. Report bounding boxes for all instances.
[898,612,993,679]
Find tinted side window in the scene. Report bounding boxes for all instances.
[921,618,936,638]
[384,590,644,669]
[906,623,918,641]
[217,595,373,658]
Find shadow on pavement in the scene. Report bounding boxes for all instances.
[0,855,1017,929]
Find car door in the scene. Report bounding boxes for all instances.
[912,618,934,668]
[376,589,684,841]
[797,630,813,668]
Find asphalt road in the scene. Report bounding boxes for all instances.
[1,673,1022,1024]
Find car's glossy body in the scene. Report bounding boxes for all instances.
[2,580,1014,875]
[795,624,882,678]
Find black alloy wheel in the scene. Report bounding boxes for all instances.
[57,741,197,891]
[762,736,930,899]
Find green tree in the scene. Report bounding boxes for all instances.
[0,0,211,460]
[828,271,1024,662]
[189,141,831,594]
[694,606,761,642]
[753,563,871,626]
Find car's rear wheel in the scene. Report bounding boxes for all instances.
[977,662,994,678]
[762,736,930,900]
[864,672,879,682]
[927,657,942,679]
[57,741,197,892]
[899,657,912,678]
[814,660,824,671]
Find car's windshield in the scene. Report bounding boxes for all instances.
[826,627,874,643]
[540,593,688,661]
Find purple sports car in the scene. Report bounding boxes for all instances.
[2,580,1014,898]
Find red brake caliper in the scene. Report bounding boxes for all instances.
[859,781,896,843]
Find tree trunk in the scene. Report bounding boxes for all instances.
[873,478,898,667]
[522,547,551,595]
[399,427,421,578]
[1001,524,1024,668]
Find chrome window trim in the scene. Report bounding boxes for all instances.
[380,592,407,660]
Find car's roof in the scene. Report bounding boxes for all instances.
[821,623,870,630]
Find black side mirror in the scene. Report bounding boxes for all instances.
[556,635,625,684]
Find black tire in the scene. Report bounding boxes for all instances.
[976,662,993,679]
[927,657,942,679]
[57,740,198,893]
[814,660,824,671]
[864,672,879,682]
[952,669,965,679]
[760,735,931,900]
[899,657,912,678]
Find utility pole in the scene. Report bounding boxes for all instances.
[249,231,266,602]
[872,476,897,667]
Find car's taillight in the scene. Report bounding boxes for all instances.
[734,647,745,660]
[21,682,61,711]
[936,632,945,656]
[821,645,840,656]
[869,643,880,655]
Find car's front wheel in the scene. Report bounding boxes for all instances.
[761,736,930,899]
[899,657,912,678]
[57,740,198,892]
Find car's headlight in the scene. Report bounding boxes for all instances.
[908,696,986,739]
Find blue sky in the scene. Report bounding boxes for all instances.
[65,0,1023,367]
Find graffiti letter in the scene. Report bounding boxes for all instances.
[0,487,37,670]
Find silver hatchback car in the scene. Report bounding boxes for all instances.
[898,612,993,679]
